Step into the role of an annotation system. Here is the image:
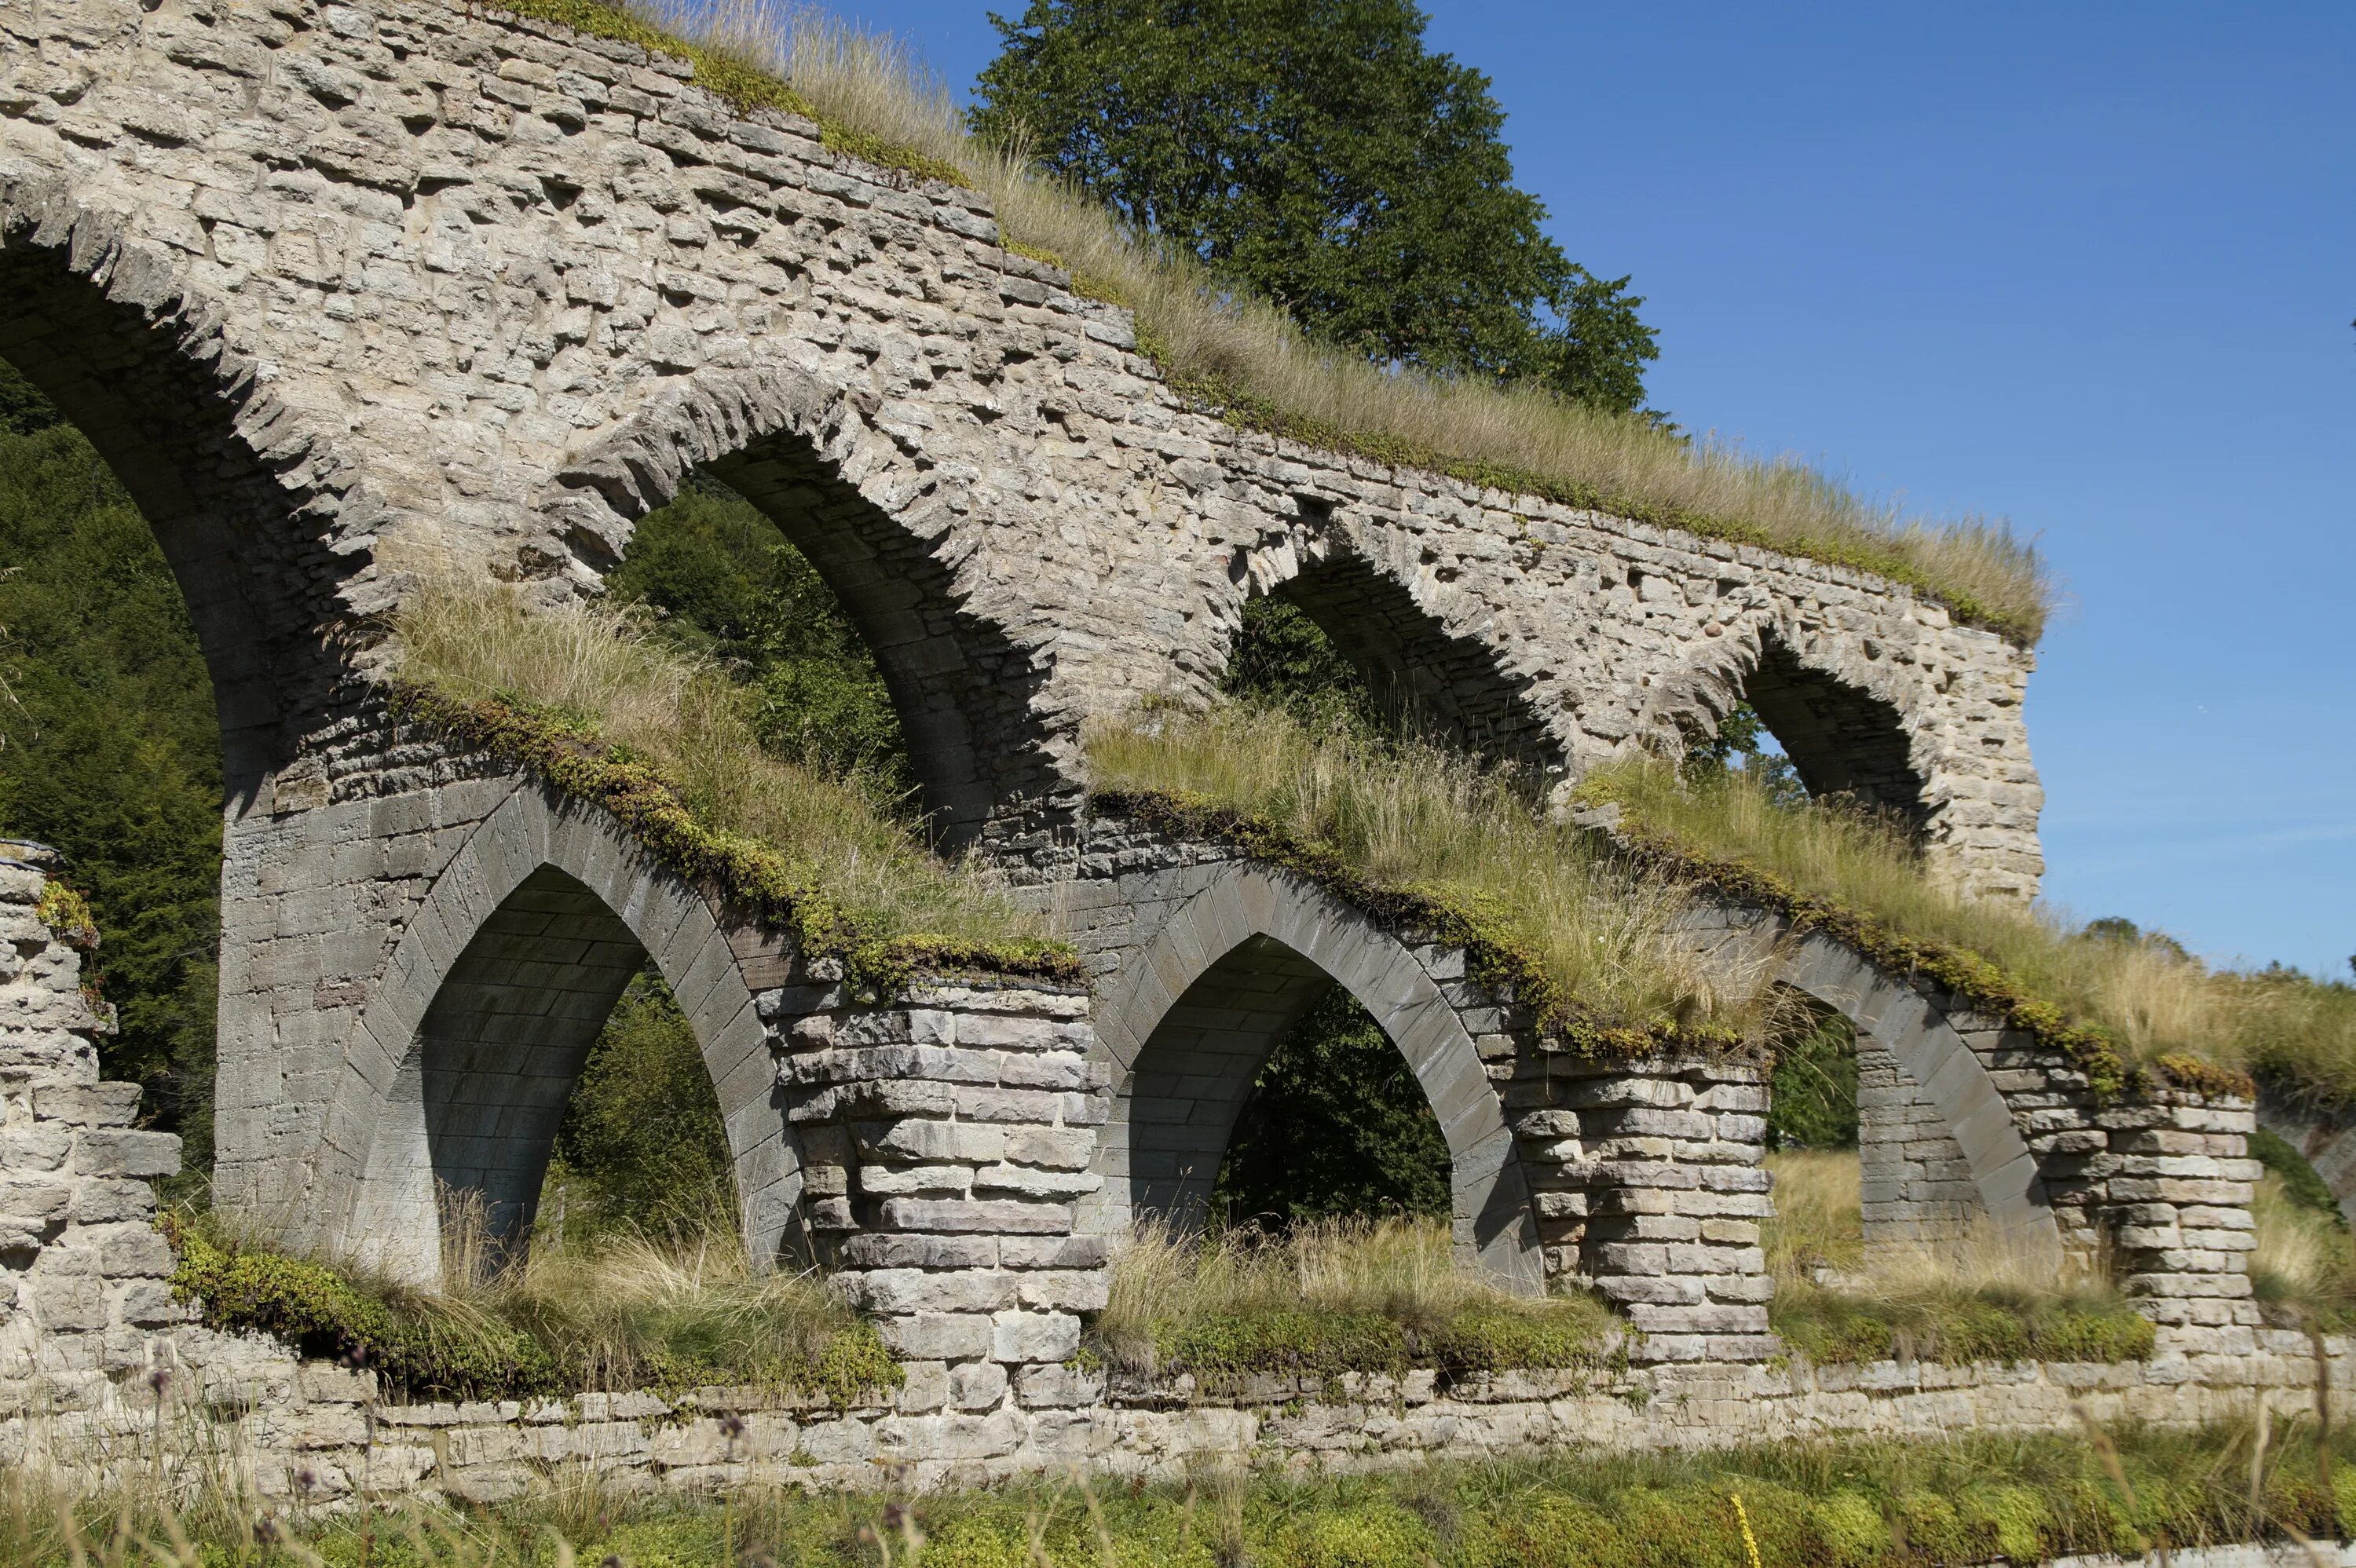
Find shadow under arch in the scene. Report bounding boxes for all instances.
[324,784,798,1287]
[1083,864,1543,1292]
[542,367,1061,851]
[1255,533,1560,776]
[1739,629,1930,832]
[0,203,364,805]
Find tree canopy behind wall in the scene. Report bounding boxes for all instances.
[973,0,1662,415]
[0,361,222,1179]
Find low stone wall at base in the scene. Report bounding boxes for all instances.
[13,1325,2348,1506]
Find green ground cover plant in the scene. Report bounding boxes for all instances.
[1762,1150,2154,1369]
[1589,755,2356,1106]
[1087,700,1783,1054]
[1092,1217,1618,1394]
[167,1206,898,1403]
[14,1420,2355,1566]
[496,0,2052,641]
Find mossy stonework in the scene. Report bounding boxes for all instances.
[0,0,2294,1497]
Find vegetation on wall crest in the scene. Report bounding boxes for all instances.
[1091,784,1743,1062]
[390,679,1081,995]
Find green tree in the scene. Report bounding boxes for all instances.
[608,478,909,797]
[1214,985,1450,1226]
[973,0,1660,414]
[0,363,223,1177]
[542,973,737,1245]
[1765,1010,1860,1152]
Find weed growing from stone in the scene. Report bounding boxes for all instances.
[14,1420,2356,1566]
[393,583,1074,989]
[1087,702,1782,1052]
[1761,1151,2153,1368]
[166,1204,898,1403]
[1094,1216,1619,1393]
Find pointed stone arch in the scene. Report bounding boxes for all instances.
[0,183,375,803]
[323,784,796,1286]
[1081,864,1542,1291]
[1770,930,2065,1266]
[1249,525,1562,777]
[539,366,1066,850]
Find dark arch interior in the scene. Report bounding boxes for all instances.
[0,242,353,801]
[419,867,647,1260]
[1123,935,1448,1232]
[1246,544,1559,775]
[0,356,227,1179]
[583,426,1060,851]
[1737,638,1929,832]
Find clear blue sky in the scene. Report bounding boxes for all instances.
[843,0,2356,977]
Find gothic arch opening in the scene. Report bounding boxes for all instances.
[0,240,357,802]
[1236,542,1559,777]
[555,378,1063,853]
[1710,633,1930,835]
[335,788,796,1288]
[1762,989,1989,1285]
[1089,868,1542,1289]
[0,233,364,1186]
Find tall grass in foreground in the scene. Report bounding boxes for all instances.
[395,582,1044,946]
[14,1420,2355,1566]
[1762,1150,2152,1366]
[619,0,2051,641]
[1601,757,2356,1101]
[1088,704,1780,1040]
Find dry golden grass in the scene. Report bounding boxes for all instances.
[1601,758,2356,1102]
[1096,1214,1614,1375]
[1761,1150,2149,1365]
[624,0,2051,641]
[1088,703,1782,1040]
[396,581,1045,946]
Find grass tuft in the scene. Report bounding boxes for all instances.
[1087,703,1783,1053]
[486,0,2053,642]
[1587,757,2356,1106]
[167,1204,899,1403]
[19,1420,2356,1566]
[393,582,1076,990]
[1095,1216,1618,1394]
[1762,1150,2155,1367]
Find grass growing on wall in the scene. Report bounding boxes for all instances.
[17,1419,2356,1566]
[1589,757,2356,1106]
[393,582,1072,987]
[167,1206,899,1403]
[1762,1150,2154,1367]
[483,0,2052,642]
[1086,703,1783,1052]
[1092,1217,1618,1392]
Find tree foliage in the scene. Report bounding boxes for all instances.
[543,973,737,1245]
[0,362,221,1179]
[609,477,909,799]
[1767,1008,1860,1152]
[972,0,1660,414]
[1213,984,1451,1226]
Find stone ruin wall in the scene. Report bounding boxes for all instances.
[0,822,2289,1504]
[0,0,2040,881]
[0,0,2290,1510]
